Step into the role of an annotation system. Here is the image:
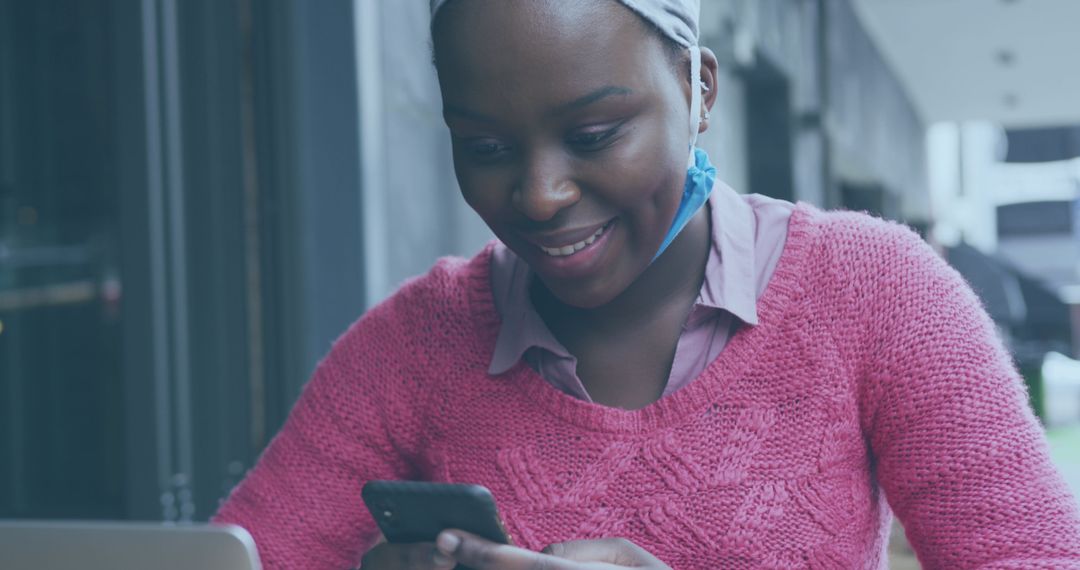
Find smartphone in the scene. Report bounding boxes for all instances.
[361,480,511,547]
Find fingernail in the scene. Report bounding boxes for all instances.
[437,531,461,552]
[432,549,454,567]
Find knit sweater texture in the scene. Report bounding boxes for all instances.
[214,204,1080,569]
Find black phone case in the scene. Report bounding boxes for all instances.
[361,480,511,546]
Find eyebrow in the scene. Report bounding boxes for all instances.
[443,85,633,123]
[555,85,633,114]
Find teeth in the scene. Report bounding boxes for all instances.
[540,224,608,257]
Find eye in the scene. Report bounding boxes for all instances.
[567,124,622,151]
[461,137,511,159]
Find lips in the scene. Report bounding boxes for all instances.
[537,221,613,257]
[520,219,613,250]
[515,218,619,280]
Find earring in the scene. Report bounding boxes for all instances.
[704,110,711,120]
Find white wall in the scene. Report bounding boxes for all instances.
[356,0,492,307]
[927,120,1080,298]
[929,121,1080,247]
[927,121,1006,252]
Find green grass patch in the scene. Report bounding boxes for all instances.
[1047,424,1080,464]
[1046,423,1080,503]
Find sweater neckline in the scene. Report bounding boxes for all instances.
[463,202,819,434]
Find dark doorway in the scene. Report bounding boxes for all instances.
[742,57,795,202]
[840,181,898,220]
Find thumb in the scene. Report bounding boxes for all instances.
[542,538,661,566]
[437,529,571,570]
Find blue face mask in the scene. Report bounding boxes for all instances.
[652,146,716,261]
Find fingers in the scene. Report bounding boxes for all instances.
[437,530,567,570]
[434,530,668,570]
[359,541,456,570]
[542,538,664,566]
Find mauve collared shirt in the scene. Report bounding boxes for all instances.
[487,182,795,403]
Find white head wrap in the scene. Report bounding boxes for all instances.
[430,0,705,166]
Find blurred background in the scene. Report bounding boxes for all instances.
[0,0,1077,564]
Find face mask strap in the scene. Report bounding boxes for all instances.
[687,45,703,169]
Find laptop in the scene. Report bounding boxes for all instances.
[0,520,262,570]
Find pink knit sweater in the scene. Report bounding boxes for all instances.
[214,204,1080,569]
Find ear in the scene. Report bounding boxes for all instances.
[697,47,720,134]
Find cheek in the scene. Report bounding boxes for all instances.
[603,117,685,198]
[453,155,505,218]
[453,161,522,247]
[597,130,686,227]
[627,164,684,250]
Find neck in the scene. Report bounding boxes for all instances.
[533,205,712,332]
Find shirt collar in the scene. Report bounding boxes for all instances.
[699,181,759,326]
[487,245,571,374]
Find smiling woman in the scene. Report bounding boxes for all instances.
[212,1,1080,569]
[433,0,714,311]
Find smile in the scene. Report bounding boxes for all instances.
[539,221,614,257]
[535,221,613,256]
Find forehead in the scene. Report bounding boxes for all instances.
[433,0,670,109]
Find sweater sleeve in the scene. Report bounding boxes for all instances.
[844,220,1080,568]
[212,281,432,570]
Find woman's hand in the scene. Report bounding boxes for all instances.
[435,530,672,569]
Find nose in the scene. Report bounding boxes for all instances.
[512,151,580,222]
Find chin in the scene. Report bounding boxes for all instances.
[537,273,627,310]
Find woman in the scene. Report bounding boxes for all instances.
[214,1,1080,568]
